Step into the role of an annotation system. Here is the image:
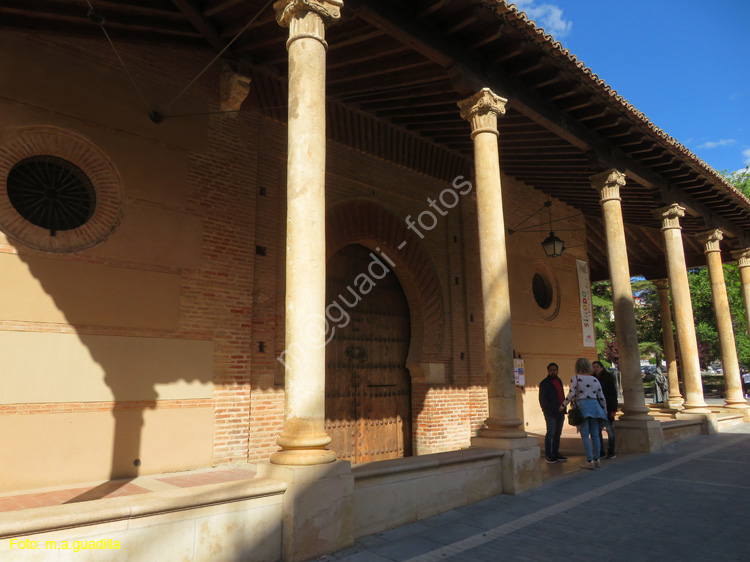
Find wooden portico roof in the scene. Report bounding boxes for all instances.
[4,0,749,281]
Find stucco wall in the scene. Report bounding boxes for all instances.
[0,29,594,492]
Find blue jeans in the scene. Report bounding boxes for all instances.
[544,412,565,458]
[598,418,616,457]
[579,417,604,461]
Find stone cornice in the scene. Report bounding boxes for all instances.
[458,88,507,139]
[655,203,685,231]
[590,169,626,203]
[697,229,724,254]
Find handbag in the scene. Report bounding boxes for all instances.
[567,376,584,426]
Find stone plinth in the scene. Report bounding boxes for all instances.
[674,411,720,434]
[470,436,541,495]
[258,460,354,562]
[613,419,664,453]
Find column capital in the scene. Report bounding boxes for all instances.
[732,248,750,268]
[458,88,507,138]
[697,228,724,254]
[590,169,626,203]
[655,203,685,230]
[274,0,343,47]
[653,278,669,291]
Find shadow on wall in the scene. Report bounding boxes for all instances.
[3,244,213,496]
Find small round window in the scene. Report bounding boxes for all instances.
[532,273,553,309]
[7,156,96,235]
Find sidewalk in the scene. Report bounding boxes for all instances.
[323,424,750,562]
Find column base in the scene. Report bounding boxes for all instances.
[675,411,719,434]
[721,403,750,422]
[471,436,541,495]
[613,419,664,454]
[664,397,685,411]
[258,460,354,562]
[270,448,337,466]
[723,400,750,410]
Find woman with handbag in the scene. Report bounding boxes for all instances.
[559,358,608,470]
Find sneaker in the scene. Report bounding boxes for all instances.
[580,461,595,470]
[545,456,559,464]
[605,454,616,459]
[594,459,602,468]
[555,454,568,462]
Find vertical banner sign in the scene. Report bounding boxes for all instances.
[514,359,525,387]
[576,260,596,347]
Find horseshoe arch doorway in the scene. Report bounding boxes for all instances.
[325,243,412,464]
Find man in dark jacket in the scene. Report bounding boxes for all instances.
[593,360,618,459]
[538,362,567,463]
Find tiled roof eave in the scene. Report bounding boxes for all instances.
[480,0,750,212]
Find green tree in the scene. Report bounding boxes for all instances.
[722,168,750,197]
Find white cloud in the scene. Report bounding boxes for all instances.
[697,139,736,149]
[510,1,572,38]
[743,148,750,166]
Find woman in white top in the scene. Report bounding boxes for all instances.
[560,358,608,470]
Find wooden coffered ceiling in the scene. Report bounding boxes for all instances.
[3,0,749,281]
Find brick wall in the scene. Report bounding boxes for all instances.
[1,31,596,482]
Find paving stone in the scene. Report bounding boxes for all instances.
[329,426,750,562]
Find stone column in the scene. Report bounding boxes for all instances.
[732,248,750,341]
[698,230,748,410]
[258,3,354,560]
[590,170,652,420]
[657,204,710,414]
[653,279,684,409]
[459,88,541,494]
[270,0,341,468]
[589,170,662,453]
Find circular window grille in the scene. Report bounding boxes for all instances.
[530,261,561,321]
[532,273,553,309]
[0,126,123,253]
[7,156,96,235]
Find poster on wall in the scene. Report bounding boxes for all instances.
[576,259,596,348]
[514,358,525,387]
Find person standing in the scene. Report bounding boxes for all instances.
[539,362,568,464]
[593,360,617,459]
[560,358,608,470]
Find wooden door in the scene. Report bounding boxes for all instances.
[325,244,412,464]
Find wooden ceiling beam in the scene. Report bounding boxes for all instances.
[171,0,226,52]
[349,0,750,243]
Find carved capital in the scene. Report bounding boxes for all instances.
[590,169,626,203]
[274,0,343,26]
[656,203,685,231]
[697,228,724,254]
[732,248,750,269]
[274,0,343,47]
[458,88,507,138]
[653,278,670,291]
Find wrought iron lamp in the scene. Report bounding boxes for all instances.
[541,229,565,257]
[508,198,577,257]
[540,200,565,257]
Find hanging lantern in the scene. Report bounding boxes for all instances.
[541,231,565,257]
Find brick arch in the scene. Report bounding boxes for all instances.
[326,198,444,364]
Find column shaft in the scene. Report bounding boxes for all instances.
[700,232,746,408]
[591,170,651,420]
[660,206,709,412]
[654,280,683,409]
[459,89,524,439]
[272,3,340,465]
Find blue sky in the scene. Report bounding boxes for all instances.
[510,0,750,174]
